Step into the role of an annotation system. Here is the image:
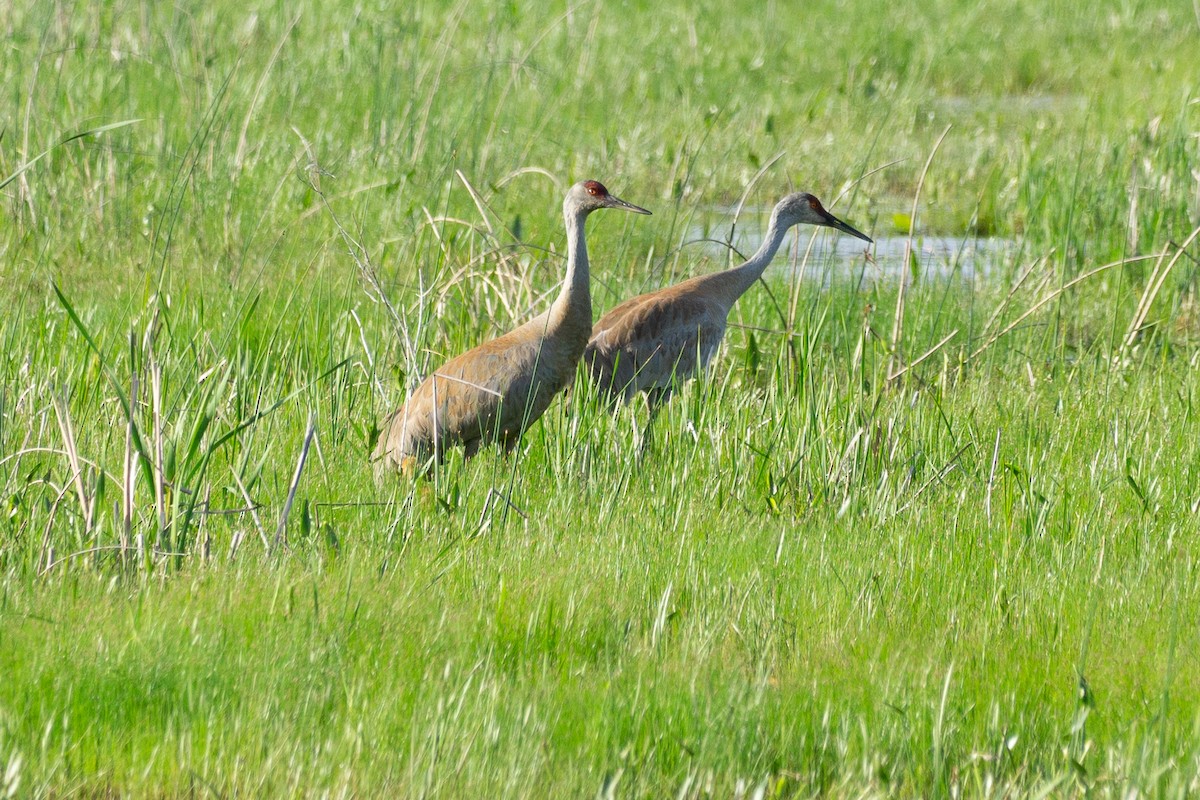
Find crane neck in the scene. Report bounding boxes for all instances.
[552,205,592,323]
[716,208,793,306]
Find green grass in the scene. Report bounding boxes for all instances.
[2,0,1200,796]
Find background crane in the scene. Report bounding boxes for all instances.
[585,192,871,429]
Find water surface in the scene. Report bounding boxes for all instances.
[687,219,1015,286]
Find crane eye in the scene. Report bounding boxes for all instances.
[588,187,599,195]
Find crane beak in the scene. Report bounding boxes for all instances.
[822,210,872,243]
[606,194,652,215]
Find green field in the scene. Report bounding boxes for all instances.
[3,0,1200,796]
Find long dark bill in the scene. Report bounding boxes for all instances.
[608,195,652,215]
[824,210,872,243]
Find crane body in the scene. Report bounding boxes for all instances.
[374,180,650,473]
[585,192,871,415]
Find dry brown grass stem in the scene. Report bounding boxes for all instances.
[1119,224,1200,357]
[890,125,952,380]
[967,252,1163,364]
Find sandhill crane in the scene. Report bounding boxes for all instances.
[585,192,871,425]
[374,180,651,474]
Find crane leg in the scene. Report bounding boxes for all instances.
[463,438,482,459]
[637,386,673,458]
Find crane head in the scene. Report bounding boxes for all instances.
[567,180,652,216]
[776,192,872,243]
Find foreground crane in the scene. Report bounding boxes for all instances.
[374,180,651,474]
[584,192,871,424]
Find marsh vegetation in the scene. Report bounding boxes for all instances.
[1,0,1199,796]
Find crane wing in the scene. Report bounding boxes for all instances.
[375,334,545,464]
[587,290,728,398]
